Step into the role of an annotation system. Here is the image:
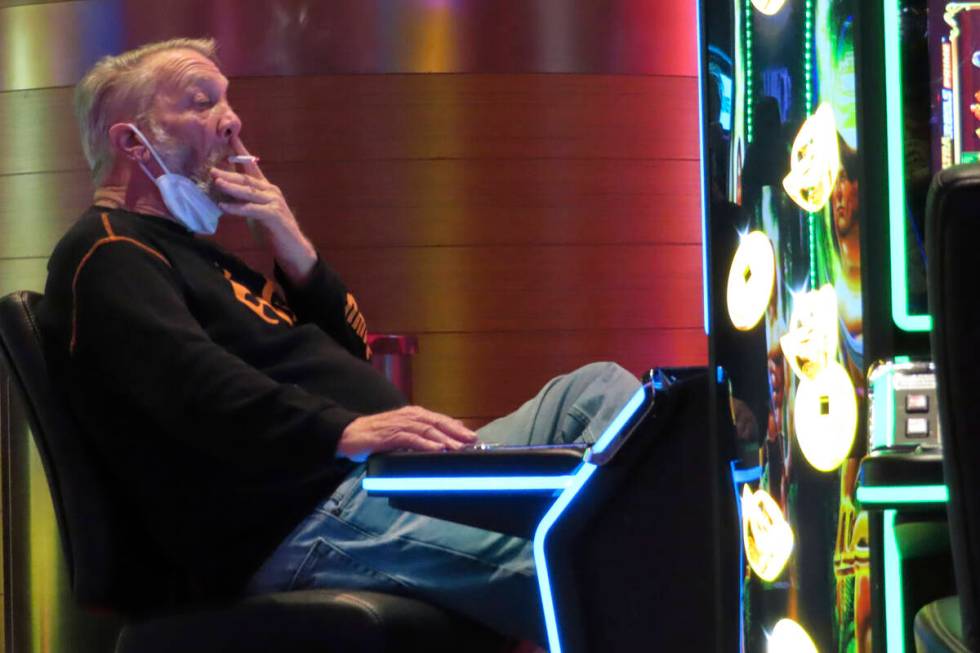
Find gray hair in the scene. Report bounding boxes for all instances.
[74,37,218,185]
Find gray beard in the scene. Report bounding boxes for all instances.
[148,123,233,204]
[191,149,236,204]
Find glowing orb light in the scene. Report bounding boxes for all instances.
[794,361,858,472]
[783,103,841,212]
[726,231,776,331]
[751,0,788,15]
[779,285,839,381]
[741,485,794,582]
[768,619,818,653]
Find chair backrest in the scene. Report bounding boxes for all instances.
[926,164,980,649]
[0,290,176,613]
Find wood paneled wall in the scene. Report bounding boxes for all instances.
[0,73,704,425]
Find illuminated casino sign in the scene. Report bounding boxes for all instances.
[942,37,954,168]
[939,4,980,166]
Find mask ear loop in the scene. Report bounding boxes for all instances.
[125,123,172,180]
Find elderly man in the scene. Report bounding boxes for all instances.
[37,38,639,644]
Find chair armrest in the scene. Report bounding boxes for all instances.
[366,334,419,356]
[366,334,419,401]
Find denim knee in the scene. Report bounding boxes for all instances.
[574,361,637,387]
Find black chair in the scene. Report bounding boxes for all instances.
[917,164,980,652]
[0,290,506,653]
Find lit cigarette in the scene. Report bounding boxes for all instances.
[228,155,259,164]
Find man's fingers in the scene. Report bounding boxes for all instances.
[218,201,266,219]
[396,433,448,453]
[401,406,477,443]
[401,418,473,450]
[211,167,267,189]
[213,176,273,204]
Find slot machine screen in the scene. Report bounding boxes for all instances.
[935,2,980,170]
[700,0,866,650]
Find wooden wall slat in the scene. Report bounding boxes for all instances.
[0,258,47,296]
[412,328,707,419]
[0,171,93,259]
[0,243,705,355]
[0,87,87,176]
[231,243,703,333]
[316,244,703,333]
[0,74,698,177]
[230,75,700,164]
[0,158,700,257]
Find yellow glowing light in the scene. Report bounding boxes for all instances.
[768,619,818,653]
[779,285,839,381]
[741,485,794,582]
[794,361,858,472]
[783,102,842,212]
[726,231,776,331]
[751,0,788,15]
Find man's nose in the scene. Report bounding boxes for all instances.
[218,108,242,142]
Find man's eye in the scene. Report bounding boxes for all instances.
[194,96,213,108]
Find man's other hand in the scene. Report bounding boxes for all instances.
[337,406,479,462]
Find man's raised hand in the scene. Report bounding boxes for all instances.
[210,136,317,285]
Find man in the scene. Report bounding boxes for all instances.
[38,38,639,644]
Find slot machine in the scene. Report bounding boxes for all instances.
[698,1,958,650]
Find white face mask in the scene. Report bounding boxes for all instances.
[126,123,223,235]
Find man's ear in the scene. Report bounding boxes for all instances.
[108,123,146,164]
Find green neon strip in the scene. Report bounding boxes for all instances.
[884,509,905,653]
[745,0,753,143]
[884,373,895,447]
[805,0,814,115]
[856,484,949,504]
[884,0,933,332]
[870,370,896,449]
[809,213,817,286]
[805,0,816,285]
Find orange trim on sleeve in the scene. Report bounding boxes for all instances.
[69,218,172,353]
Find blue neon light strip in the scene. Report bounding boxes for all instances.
[362,475,575,493]
[732,465,762,485]
[590,387,646,455]
[696,0,711,335]
[532,384,648,653]
[533,462,596,653]
[855,485,949,505]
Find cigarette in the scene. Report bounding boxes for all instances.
[228,155,259,164]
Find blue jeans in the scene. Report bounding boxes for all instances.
[245,362,641,644]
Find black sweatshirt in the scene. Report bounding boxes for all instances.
[37,206,406,598]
